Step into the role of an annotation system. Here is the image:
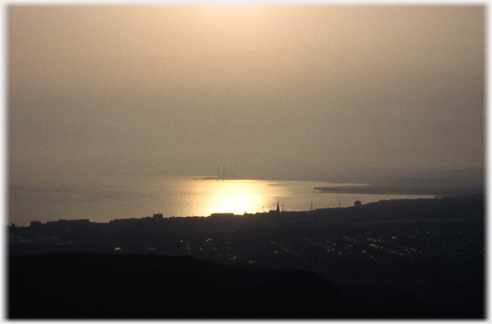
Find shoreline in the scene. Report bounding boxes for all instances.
[313,185,483,196]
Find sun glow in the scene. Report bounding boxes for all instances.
[188,179,284,215]
[192,5,273,27]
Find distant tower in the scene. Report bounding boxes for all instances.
[277,200,280,213]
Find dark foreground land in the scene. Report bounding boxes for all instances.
[9,253,363,318]
[8,195,484,319]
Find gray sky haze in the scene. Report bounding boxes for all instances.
[8,5,484,181]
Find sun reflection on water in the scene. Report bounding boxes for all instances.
[151,177,436,219]
[187,179,286,216]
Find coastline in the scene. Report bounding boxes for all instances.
[313,185,483,197]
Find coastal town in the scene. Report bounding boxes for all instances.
[8,194,483,317]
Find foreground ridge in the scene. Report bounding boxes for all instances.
[9,253,363,319]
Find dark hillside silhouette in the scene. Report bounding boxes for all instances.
[9,253,364,319]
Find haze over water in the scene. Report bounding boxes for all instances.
[8,6,484,226]
[9,6,483,176]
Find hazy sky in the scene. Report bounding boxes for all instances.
[8,5,484,180]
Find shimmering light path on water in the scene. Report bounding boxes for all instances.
[9,175,434,226]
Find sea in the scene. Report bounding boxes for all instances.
[8,175,435,227]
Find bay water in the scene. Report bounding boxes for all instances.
[8,175,434,227]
